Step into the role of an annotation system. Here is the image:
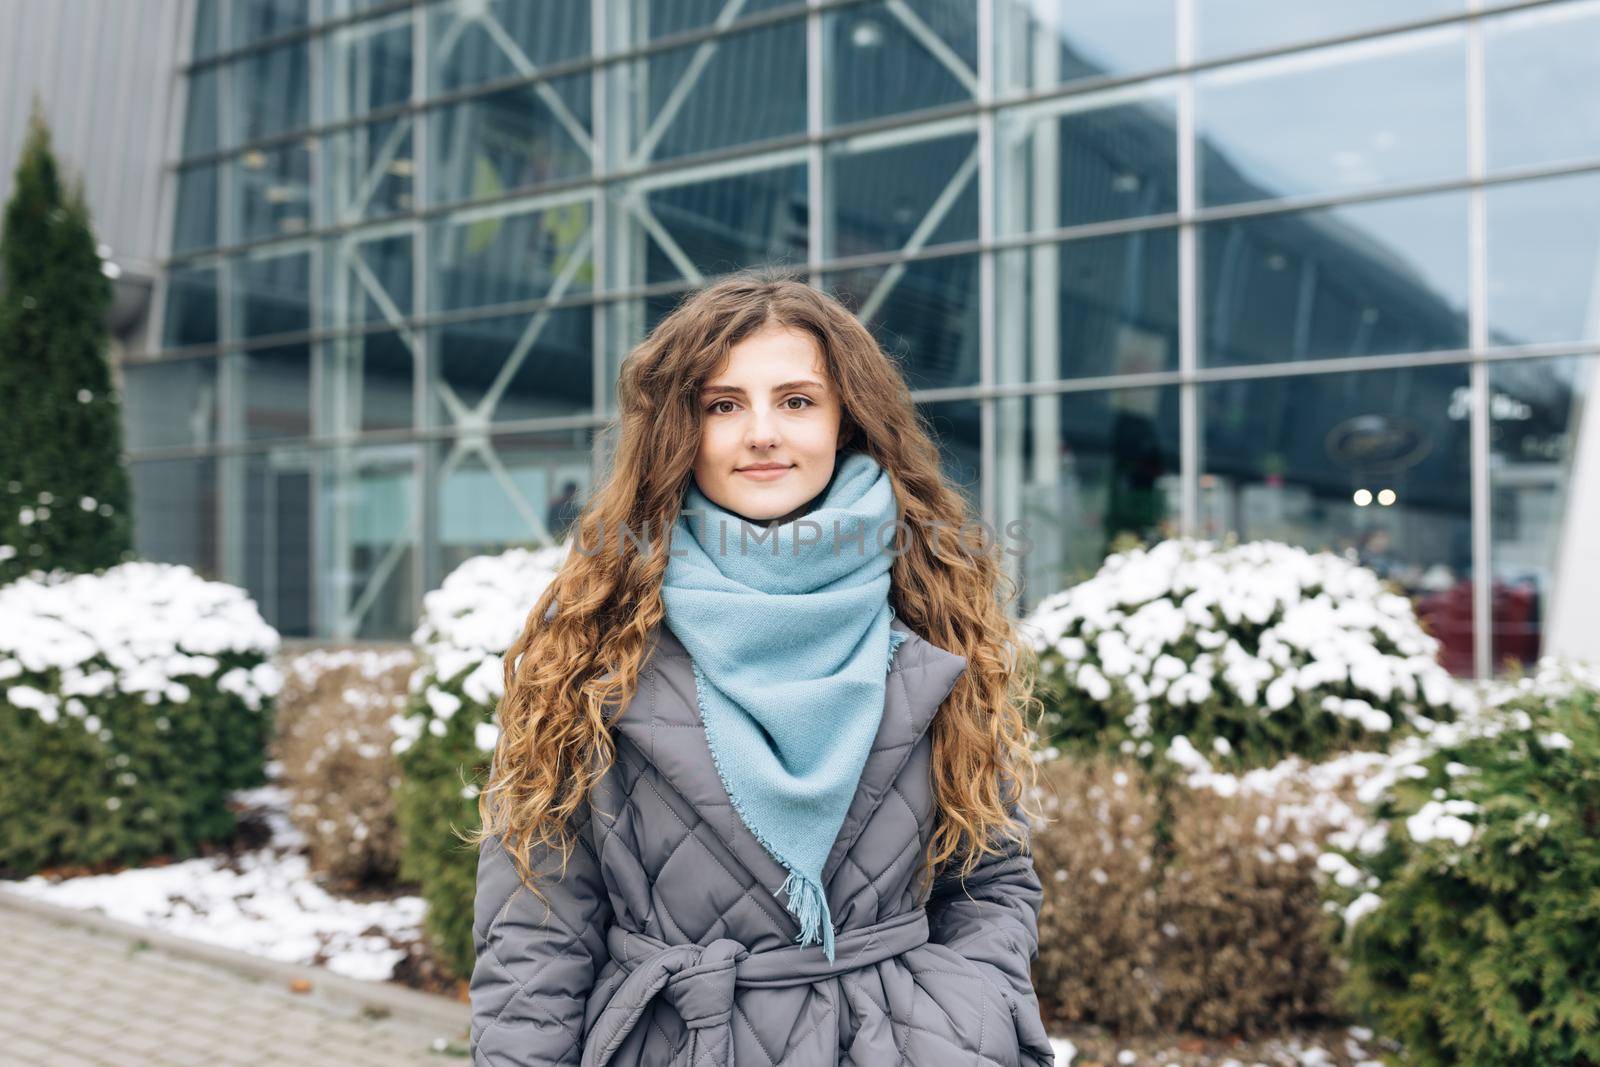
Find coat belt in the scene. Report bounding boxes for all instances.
[580,907,930,1067]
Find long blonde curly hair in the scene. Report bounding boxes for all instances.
[468,266,1046,903]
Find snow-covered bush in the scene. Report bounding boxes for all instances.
[0,562,280,875]
[391,545,565,978]
[1022,538,1467,770]
[274,646,415,885]
[1316,662,1600,1065]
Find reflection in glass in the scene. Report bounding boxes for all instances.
[1195,0,1461,60]
[131,458,219,578]
[123,358,220,450]
[615,161,807,289]
[624,0,791,45]
[318,444,419,639]
[325,118,415,223]
[322,9,412,122]
[823,254,979,391]
[1196,28,1466,207]
[996,0,1174,95]
[1200,191,1468,368]
[1489,356,1597,672]
[230,0,308,48]
[326,231,413,328]
[429,77,593,206]
[433,429,595,582]
[233,142,315,241]
[233,246,313,338]
[432,198,593,312]
[1201,363,1473,674]
[429,0,591,93]
[1487,171,1600,348]
[182,67,222,157]
[239,344,311,440]
[998,228,1178,383]
[163,262,220,348]
[239,447,314,637]
[173,164,220,253]
[997,87,1178,235]
[322,330,416,434]
[1486,1,1600,173]
[192,0,221,59]
[828,128,977,258]
[997,386,1182,609]
[431,308,594,427]
[229,42,310,146]
[616,18,805,166]
[825,1,978,127]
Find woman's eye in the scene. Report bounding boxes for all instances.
[784,396,813,410]
[708,400,736,415]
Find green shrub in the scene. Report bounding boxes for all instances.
[0,562,280,875]
[1025,538,1463,772]
[1319,661,1600,1065]
[392,546,563,979]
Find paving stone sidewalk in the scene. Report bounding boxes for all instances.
[0,889,471,1067]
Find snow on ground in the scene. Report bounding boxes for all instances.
[3,774,425,983]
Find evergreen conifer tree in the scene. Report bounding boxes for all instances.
[0,106,133,583]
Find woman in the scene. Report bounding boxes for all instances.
[467,269,1054,1066]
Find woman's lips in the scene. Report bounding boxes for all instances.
[737,465,792,481]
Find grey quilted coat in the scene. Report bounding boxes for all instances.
[469,615,1055,1066]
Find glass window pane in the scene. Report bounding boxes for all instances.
[617,18,806,166]
[822,253,979,392]
[430,308,595,426]
[825,1,979,127]
[434,429,596,575]
[173,164,220,253]
[997,0,1175,95]
[232,142,315,241]
[1487,171,1600,348]
[1485,1,1600,174]
[1489,355,1598,672]
[429,0,591,93]
[1196,0,1462,61]
[827,127,977,258]
[325,231,413,328]
[997,228,1180,383]
[429,76,593,206]
[318,444,419,639]
[1200,190,1469,368]
[322,330,416,434]
[239,343,311,440]
[1196,28,1467,208]
[230,0,309,47]
[131,458,219,578]
[324,117,415,223]
[918,399,981,514]
[229,42,311,146]
[997,85,1179,236]
[123,358,220,451]
[237,447,314,637]
[233,246,314,338]
[182,67,222,157]
[431,198,593,313]
[163,261,221,349]
[614,160,807,289]
[623,0,791,46]
[997,385,1182,608]
[1200,363,1474,675]
[322,9,412,123]
[193,0,222,60]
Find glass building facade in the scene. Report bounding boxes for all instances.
[132,0,1600,677]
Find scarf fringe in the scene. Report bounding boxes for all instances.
[780,868,837,963]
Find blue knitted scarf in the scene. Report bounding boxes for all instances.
[660,450,907,962]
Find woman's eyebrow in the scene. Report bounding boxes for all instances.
[699,379,827,397]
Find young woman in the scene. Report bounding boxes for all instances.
[467,269,1054,1066]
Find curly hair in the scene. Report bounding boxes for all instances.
[466,265,1046,904]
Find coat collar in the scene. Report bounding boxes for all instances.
[609,615,968,908]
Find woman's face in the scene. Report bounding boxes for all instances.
[693,324,844,525]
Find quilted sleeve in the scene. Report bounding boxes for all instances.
[925,806,1056,1067]
[470,802,613,1067]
